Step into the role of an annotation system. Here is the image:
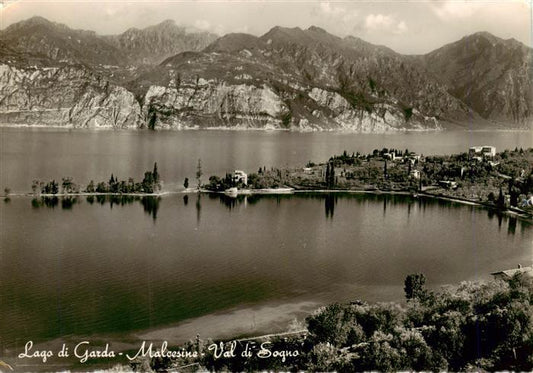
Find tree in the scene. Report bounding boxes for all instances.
[142,171,154,193]
[196,159,203,190]
[325,162,335,188]
[96,182,107,193]
[42,180,59,194]
[508,179,520,207]
[85,180,95,193]
[404,273,427,301]
[153,162,159,183]
[152,162,161,192]
[61,177,77,194]
[128,178,135,193]
[496,187,506,209]
[184,177,189,189]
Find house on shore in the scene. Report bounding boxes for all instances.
[438,180,458,189]
[383,152,398,161]
[469,145,496,159]
[233,170,248,185]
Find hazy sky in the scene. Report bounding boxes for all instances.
[0,0,531,54]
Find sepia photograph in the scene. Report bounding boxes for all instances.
[0,0,532,371]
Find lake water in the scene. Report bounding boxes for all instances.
[0,128,532,370]
[1,127,531,193]
[1,193,532,367]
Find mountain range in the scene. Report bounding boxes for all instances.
[0,17,531,131]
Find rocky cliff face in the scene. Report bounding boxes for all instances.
[1,17,530,131]
[130,26,470,131]
[0,64,141,128]
[137,76,440,131]
[307,88,440,132]
[143,80,288,129]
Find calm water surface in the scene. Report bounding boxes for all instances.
[0,128,532,370]
[1,194,531,353]
[1,127,531,192]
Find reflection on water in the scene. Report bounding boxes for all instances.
[30,195,161,220]
[1,193,531,353]
[208,193,529,236]
[325,194,336,218]
[196,194,201,225]
[508,216,517,235]
[25,193,530,236]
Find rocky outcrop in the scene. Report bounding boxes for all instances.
[143,80,289,129]
[307,88,440,132]
[0,64,141,128]
[137,79,440,132]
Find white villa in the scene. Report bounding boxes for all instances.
[469,146,496,159]
[234,170,248,185]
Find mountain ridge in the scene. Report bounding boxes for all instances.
[0,17,530,131]
[419,31,532,124]
[1,17,217,66]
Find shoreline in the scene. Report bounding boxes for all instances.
[6,187,531,221]
[5,191,186,198]
[1,123,530,133]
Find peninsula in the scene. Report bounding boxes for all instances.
[204,147,533,217]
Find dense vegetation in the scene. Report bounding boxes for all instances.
[303,274,533,372]
[210,148,533,212]
[143,273,532,372]
[31,163,162,195]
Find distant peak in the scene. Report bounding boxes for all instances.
[265,26,302,34]
[148,19,182,31]
[24,16,53,24]
[134,19,188,35]
[204,32,262,53]
[472,31,495,37]
[466,31,500,42]
[157,19,177,27]
[3,16,68,34]
[11,16,56,28]
[307,25,327,33]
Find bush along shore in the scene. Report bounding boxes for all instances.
[203,147,533,218]
[29,163,163,196]
[133,274,533,372]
